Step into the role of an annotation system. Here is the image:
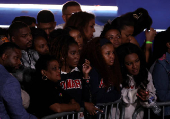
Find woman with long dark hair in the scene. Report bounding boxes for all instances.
[116,43,156,119]
[81,37,122,104]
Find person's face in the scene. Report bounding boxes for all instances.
[121,26,134,44]
[101,44,115,66]
[65,44,80,69]
[12,27,32,50]
[124,53,140,76]
[37,22,56,37]
[3,48,22,73]
[69,30,83,51]
[105,29,121,48]
[42,60,61,82]
[84,19,95,40]
[62,6,82,22]
[34,36,49,55]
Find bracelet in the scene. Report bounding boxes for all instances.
[146,41,153,44]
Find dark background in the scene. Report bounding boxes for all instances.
[0,0,169,29]
[0,0,169,45]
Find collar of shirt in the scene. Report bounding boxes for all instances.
[61,67,80,74]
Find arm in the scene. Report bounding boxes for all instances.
[139,72,157,107]
[152,62,170,101]
[144,28,156,63]
[49,102,80,113]
[2,77,37,119]
[129,36,140,47]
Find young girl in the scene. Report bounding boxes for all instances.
[116,43,156,119]
[29,55,80,118]
[31,28,49,56]
[50,34,99,115]
[64,27,84,52]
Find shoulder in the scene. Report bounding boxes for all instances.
[93,24,104,37]
[55,23,65,29]
[94,24,103,30]
[0,65,19,85]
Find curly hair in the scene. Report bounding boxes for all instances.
[116,8,152,36]
[49,33,78,67]
[80,37,122,90]
[116,43,148,87]
[64,11,95,44]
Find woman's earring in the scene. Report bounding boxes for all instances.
[42,75,48,80]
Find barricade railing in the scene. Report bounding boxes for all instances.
[132,101,170,119]
[96,99,123,119]
[42,108,84,119]
[41,99,123,119]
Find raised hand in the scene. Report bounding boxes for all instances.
[82,59,92,79]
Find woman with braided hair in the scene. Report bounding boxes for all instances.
[50,34,101,116]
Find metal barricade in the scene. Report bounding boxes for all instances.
[41,99,124,119]
[42,108,84,119]
[96,99,123,119]
[132,101,170,119]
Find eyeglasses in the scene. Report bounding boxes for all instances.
[64,11,80,15]
[106,35,121,40]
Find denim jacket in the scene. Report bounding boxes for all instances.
[152,52,170,116]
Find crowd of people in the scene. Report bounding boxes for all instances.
[0,1,169,119]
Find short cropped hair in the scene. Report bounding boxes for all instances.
[0,42,20,57]
[8,21,28,41]
[12,16,36,26]
[62,1,80,14]
[37,10,55,23]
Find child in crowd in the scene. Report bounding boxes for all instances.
[64,27,84,52]
[31,28,49,57]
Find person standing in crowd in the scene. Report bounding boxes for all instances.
[8,21,39,93]
[116,43,156,119]
[100,22,122,48]
[64,27,84,53]
[0,42,37,119]
[31,28,49,57]
[81,37,122,104]
[111,8,156,64]
[28,55,80,118]
[152,28,170,119]
[37,10,56,38]
[50,34,101,116]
